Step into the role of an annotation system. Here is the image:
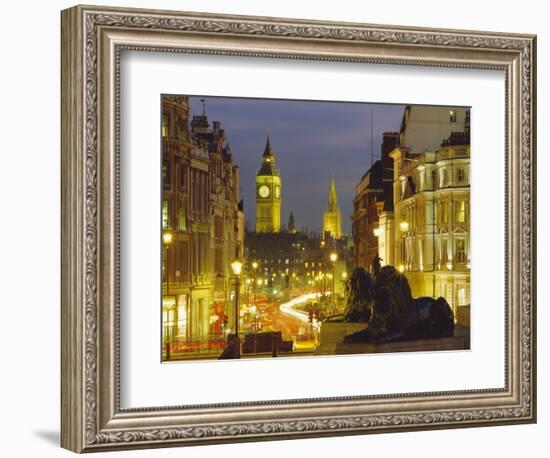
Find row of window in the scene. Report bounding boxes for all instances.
[163,158,224,191]
[163,160,187,191]
[162,112,188,141]
[438,200,468,225]
[401,166,468,199]
[438,166,468,188]
[165,233,238,281]
[447,109,470,125]
[251,258,299,266]
[162,199,187,231]
[399,236,468,267]
[399,199,469,231]
[304,261,325,268]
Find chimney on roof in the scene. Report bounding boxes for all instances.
[191,114,209,134]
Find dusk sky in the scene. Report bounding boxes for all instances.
[188,96,405,235]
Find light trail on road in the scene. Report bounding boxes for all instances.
[279,292,329,329]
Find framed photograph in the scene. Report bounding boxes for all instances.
[61,4,537,453]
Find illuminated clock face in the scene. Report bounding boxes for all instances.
[258,185,270,198]
[275,186,280,198]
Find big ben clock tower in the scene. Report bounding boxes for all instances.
[256,136,281,233]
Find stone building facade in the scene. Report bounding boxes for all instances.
[161,96,243,352]
[352,132,398,271]
[387,106,470,316]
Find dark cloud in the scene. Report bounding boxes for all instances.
[189,96,404,234]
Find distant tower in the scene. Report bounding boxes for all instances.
[288,212,297,234]
[322,175,342,239]
[255,136,282,233]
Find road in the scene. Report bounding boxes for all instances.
[265,292,326,350]
[279,292,323,328]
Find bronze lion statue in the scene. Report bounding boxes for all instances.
[340,265,455,343]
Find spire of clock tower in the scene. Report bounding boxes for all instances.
[263,134,274,157]
[257,135,279,177]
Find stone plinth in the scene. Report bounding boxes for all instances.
[334,335,468,355]
[456,306,471,327]
[315,322,369,355]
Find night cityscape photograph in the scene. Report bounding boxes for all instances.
[161,95,471,362]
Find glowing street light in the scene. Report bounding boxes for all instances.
[162,229,173,296]
[162,231,173,245]
[399,221,409,232]
[231,258,243,276]
[329,252,338,303]
[230,258,243,359]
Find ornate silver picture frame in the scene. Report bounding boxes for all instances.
[61,4,536,453]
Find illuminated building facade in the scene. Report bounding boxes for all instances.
[352,132,398,270]
[255,136,282,233]
[244,230,350,299]
[387,105,470,317]
[322,175,342,240]
[161,96,243,353]
[161,95,194,347]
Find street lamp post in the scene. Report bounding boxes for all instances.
[230,258,243,359]
[163,230,173,295]
[330,252,338,306]
[252,261,258,310]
